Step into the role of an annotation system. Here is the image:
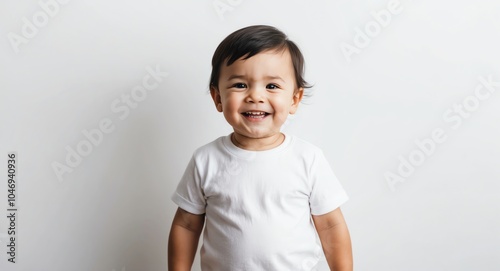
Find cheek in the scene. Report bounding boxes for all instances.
[221,97,241,118]
[223,100,235,112]
[223,95,241,110]
[271,104,289,120]
[274,98,294,118]
[274,98,292,111]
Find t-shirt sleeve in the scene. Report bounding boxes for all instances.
[171,155,206,215]
[309,149,349,215]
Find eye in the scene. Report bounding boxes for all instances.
[266,83,279,90]
[232,83,247,89]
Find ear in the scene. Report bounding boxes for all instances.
[289,88,304,114]
[210,85,223,112]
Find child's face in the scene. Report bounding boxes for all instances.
[210,49,303,140]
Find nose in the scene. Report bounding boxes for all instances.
[245,87,265,103]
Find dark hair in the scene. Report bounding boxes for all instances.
[209,25,312,95]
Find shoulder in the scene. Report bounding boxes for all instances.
[191,135,228,160]
[287,134,325,158]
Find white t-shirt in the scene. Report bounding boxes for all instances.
[171,132,349,271]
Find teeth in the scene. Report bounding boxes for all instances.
[245,111,266,115]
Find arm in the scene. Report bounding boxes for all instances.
[168,207,205,271]
[312,207,353,271]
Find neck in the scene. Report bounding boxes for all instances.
[231,132,284,151]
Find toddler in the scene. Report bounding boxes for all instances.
[168,25,352,271]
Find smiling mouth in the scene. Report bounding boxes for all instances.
[241,111,271,119]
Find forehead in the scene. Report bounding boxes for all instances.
[220,49,294,80]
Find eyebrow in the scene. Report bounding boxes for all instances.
[226,74,285,82]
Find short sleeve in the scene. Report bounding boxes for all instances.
[171,155,206,215]
[309,150,349,215]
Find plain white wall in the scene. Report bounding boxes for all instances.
[1,0,499,270]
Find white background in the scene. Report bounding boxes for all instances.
[1,0,499,270]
